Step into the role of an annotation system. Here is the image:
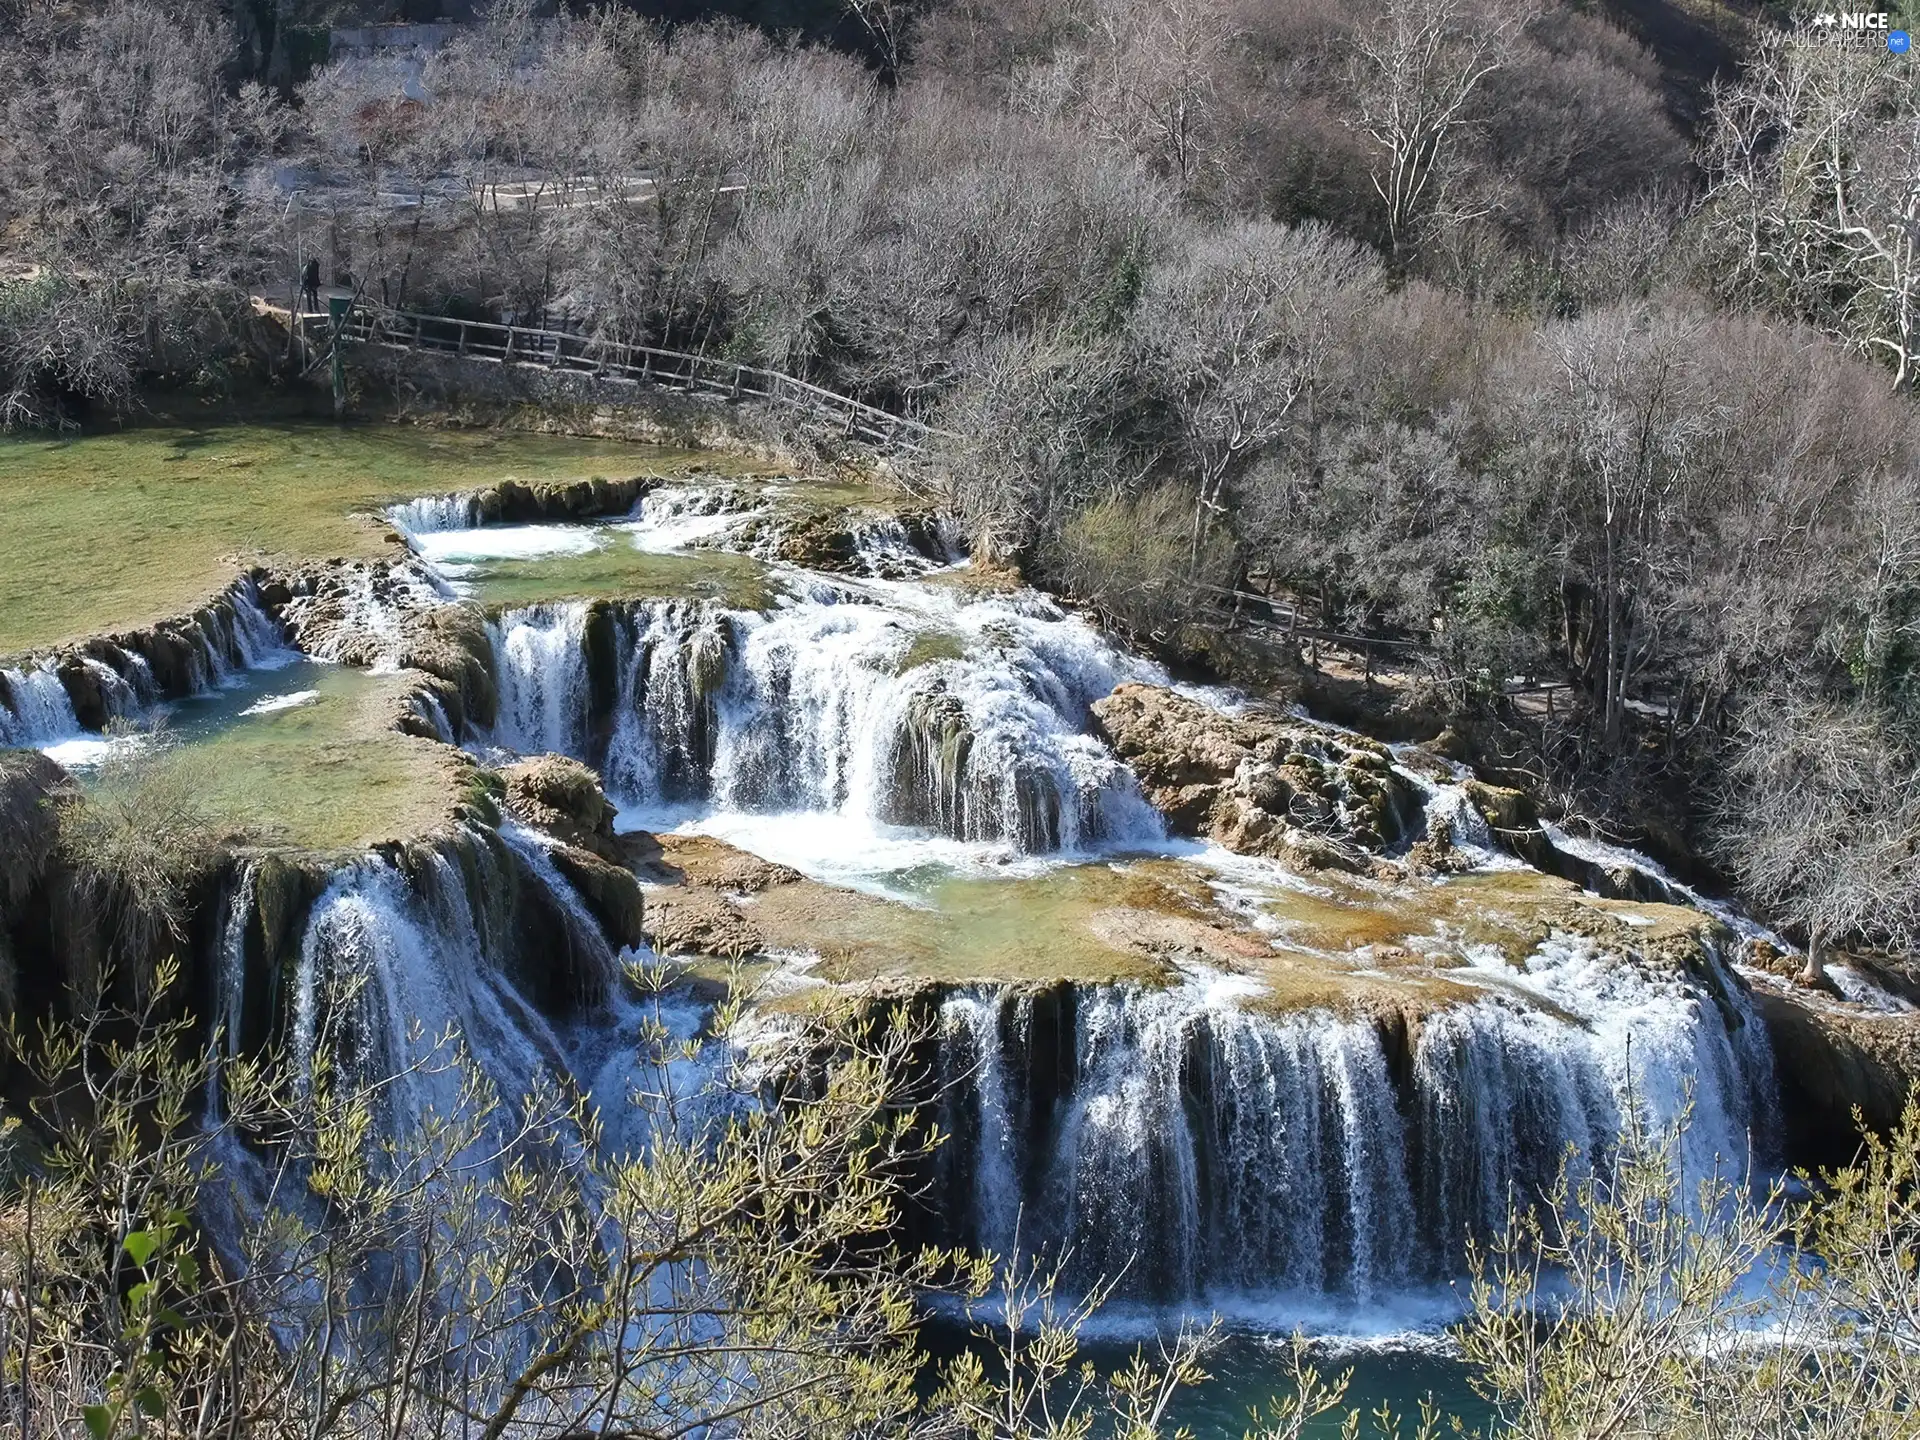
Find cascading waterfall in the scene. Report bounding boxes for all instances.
[0,580,287,752]
[206,861,259,1121]
[932,939,1774,1303]
[490,603,594,756]
[488,584,1166,852]
[287,841,599,1139]
[0,661,79,745]
[387,493,480,536]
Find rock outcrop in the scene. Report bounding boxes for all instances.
[499,755,645,950]
[748,508,951,578]
[470,475,649,525]
[1091,683,1418,870]
[0,751,68,1016]
[1760,992,1920,1167]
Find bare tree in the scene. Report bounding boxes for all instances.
[1717,698,1920,983]
[1077,0,1236,195]
[1703,30,1920,387]
[1344,0,1527,262]
[1131,218,1378,569]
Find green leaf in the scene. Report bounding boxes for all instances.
[172,1253,200,1289]
[156,1306,187,1331]
[126,1281,153,1310]
[122,1230,159,1267]
[82,1403,115,1440]
[133,1386,165,1419]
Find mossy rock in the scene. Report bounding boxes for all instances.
[551,845,646,949]
[398,604,498,731]
[1462,779,1537,833]
[501,754,622,863]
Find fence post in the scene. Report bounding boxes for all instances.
[501,326,514,365]
[458,322,468,357]
[328,295,350,418]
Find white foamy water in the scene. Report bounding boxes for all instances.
[240,689,319,716]
[0,662,81,747]
[386,493,479,536]
[411,524,606,567]
[488,574,1168,855]
[615,484,761,552]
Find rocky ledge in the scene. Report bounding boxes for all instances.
[499,754,645,949]
[1091,683,1422,873]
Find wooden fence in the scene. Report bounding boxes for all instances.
[303,305,950,454]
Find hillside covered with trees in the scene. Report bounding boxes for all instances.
[2,0,1915,970]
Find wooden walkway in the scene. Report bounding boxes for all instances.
[269,301,950,454]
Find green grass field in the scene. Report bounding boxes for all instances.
[0,421,712,657]
[466,542,776,613]
[91,667,469,853]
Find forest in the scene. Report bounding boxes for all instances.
[2,0,1916,974]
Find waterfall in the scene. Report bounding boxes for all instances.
[932,940,1773,1303]
[490,603,594,756]
[388,493,480,536]
[226,579,290,672]
[0,580,288,755]
[604,601,732,805]
[179,579,290,690]
[0,662,80,746]
[206,862,259,1120]
[488,584,1166,853]
[938,992,1028,1259]
[289,845,581,1136]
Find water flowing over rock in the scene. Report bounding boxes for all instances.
[925,934,1775,1303]
[387,476,650,541]
[488,584,1167,853]
[0,577,287,744]
[388,493,480,536]
[0,663,79,746]
[237,828,629,1128]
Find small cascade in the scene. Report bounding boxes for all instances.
[173,579,291,692]
[288,844,580,1137]
[490,603,594,756]
[0,662,80,746]
[206,862,259,1120]
[489,584,1167,853]
[499,822,627,1009]
[406,687,456,744]
[937,992,1027,1258]
[1,580,288,755]
[604,601,733,804]
[226,579,291,672]
[388,493,480,536]
[931,940,1773,1303]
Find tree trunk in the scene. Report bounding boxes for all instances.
[1802,927,1827,985]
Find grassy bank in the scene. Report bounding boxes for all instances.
[0,421,701,656]
[84,665,467,853]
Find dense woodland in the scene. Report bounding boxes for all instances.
[2,0,1917,969]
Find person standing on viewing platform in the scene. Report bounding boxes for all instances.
[300,257,321,313]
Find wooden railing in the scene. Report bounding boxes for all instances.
[303,305,950,454]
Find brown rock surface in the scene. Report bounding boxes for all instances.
[644,888,762,958]
[501,755,625,864]
[1091,683,1416,863]
[1760,991,1920,1167]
